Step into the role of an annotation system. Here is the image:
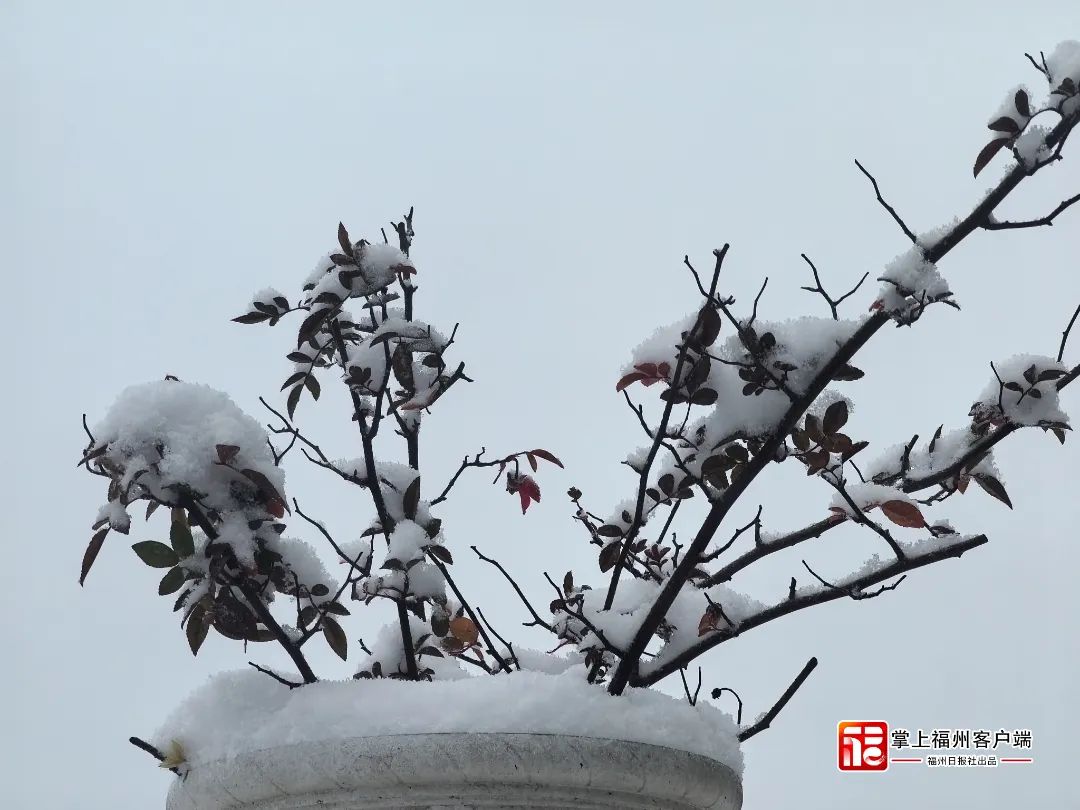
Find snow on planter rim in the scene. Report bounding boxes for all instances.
[154,668,743,775]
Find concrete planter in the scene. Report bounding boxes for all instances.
[166,732,742,809]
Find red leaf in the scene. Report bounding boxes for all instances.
[526,452,538,472]
[515,475,541,514]
[530,449,564,468]
[879,500,926,529]
[616,372,647,392]
[634,363,659,376]
[656,362,671,378]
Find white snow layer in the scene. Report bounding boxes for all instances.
[155,668,743,774]
[91,380,284,515]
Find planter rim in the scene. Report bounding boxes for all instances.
[166,731,743,809]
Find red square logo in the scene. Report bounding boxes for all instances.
[838,721,889,771]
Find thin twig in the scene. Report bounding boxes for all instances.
[248,661,302,689]
[738,657,819,742]
[799,253,869,320]
[1058,303,1080,363]
[711,687,743,725]
[983,193,1080,230]
[471,546,554,632]
[854,158,918,244]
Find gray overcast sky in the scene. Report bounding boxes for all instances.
[4,2,1078,808]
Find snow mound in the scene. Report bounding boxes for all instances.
[155,668,743,775]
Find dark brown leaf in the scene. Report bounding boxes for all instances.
[690,388,718,406]
[186,605,209,655]
[694,306,722,347]
[616,372,647,392]
[804,449,830,474]
[431,613,450,637]
[297,308,331,347]
[323,615,348,660]
[1014,89,1031,118]
[988,116,1020,134]
[928,424,943,455]
[286,383,303,420]
[974,138,1010,178]
[304,374,321,401]
[790,428,811,452]
[598,542,621,572]
[240,468,289,515]
[823,400,849,435]
[428,544,453,565]
[232,311,271,325]
[879,499,926,528]
[841,440,869,461]
[337,222,353,256]
[216,444,240,465]
[973,474,1013,509]
[402,476,421,520]
[79,528,109,586]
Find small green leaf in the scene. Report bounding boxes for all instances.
[158,567,187,596]
[132,541,180,569]
[170,513,195,559]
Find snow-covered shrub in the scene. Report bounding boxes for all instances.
[78,43,1079,776]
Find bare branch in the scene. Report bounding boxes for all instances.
[248,661,302,689]
[471,546,554,632]
[738,657,819,742]
[1059,303,1080,363]
[799,253,869,320]
[854,158,918,244]
[983,193,1080,230]
[427,551,513,673]
[801,559,907,600]
[679,666,703,706]
[128,737,178,774]
[711,687,743,725]
[639,534,986,687]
